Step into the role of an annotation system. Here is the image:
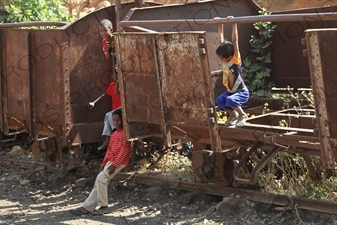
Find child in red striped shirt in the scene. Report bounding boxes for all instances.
[70,108,131,216]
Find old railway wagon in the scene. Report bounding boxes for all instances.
[1,0,337,185]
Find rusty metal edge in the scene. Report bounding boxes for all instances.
[198,32,222,152]
[120,12,337,27]
[114,172,337,215]
[29,31,38,140]
[63,33,71,147]
[152,34,172,147]
[0,29,9,135]
[305,29,335,169]
[115,0,123,31]
[0,22,69,28]
[115,34,131,141]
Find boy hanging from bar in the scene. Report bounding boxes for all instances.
[214,16,250,128]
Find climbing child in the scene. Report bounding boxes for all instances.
[214,16,250,128]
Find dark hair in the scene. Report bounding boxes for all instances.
[112,108,122,119]
[99,19,113,29]
[216,41,234,58]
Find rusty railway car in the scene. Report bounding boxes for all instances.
[0,0,337,185]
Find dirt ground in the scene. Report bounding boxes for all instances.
[0,164,337,225]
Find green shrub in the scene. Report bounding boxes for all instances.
[243,8,277,98]
[0,0,70,25]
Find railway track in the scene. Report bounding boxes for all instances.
[1,157,337,215]
[113,173,337,215]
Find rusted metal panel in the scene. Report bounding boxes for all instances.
[31,30,66,126]
[61,5,136,145]
[305,28,337,169]
[2,29,31,122]
[156,32,221,151]
[124,1,337,91]
[64,4,136,125]
[127,1,256,97]
[65,122,104,144]
[157,32,210,126]
[116,32,221,148]
[128,0,255,72]
[115,33,162,141]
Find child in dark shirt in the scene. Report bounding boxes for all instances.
[214,16,250,128]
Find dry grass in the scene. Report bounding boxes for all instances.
[138,150,198,182]
[254,152,337,202]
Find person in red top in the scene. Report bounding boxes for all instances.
[99,19,114,60]
[106,81,121,110]
[70,109,131,216]
[89,19,122,150]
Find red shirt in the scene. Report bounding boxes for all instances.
[102,38,111,60]
[100,130,131,168]
[106,82,121,110]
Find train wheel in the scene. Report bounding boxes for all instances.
[192,150,234,187]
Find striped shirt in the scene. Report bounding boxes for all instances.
[222,53,247,93]
[100,130,131,168]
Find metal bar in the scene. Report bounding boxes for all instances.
[228,123,314,133]
[35,136,59,141]
[198,34,222,152]
[219,128,320,150]
[0,29,9,135]
[127,26,157,33]
[305,30,335,169]
[123,8,136,22]
[7,131,26,136]
[120,12,337,27]
[234,145,282,184]
[0,22,68,28]
[302,155,321,181]
[266,112,315,118]
[63,35,71,146]
[113,172,337,215]
[29,31,38,140]
[115,35,132,140]
[115,0,123,31]
[152,35,172,147]
[246,108,314,121]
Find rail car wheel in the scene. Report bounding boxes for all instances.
[129,138,164,169]
[192,150,234,187]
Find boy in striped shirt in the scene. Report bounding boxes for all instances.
[70,108,131,216]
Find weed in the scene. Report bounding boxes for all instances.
[243,8,277,98]
[255,152,337,202]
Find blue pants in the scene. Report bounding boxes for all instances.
[216,90,250,111]
[101,106,121,136]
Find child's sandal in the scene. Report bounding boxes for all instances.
[235,114,248,128]
[224,112,239,127]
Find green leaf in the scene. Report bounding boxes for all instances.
[3,0,71,26]
[250,64,261,73]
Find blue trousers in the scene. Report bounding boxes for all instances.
[216,90,250,111]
